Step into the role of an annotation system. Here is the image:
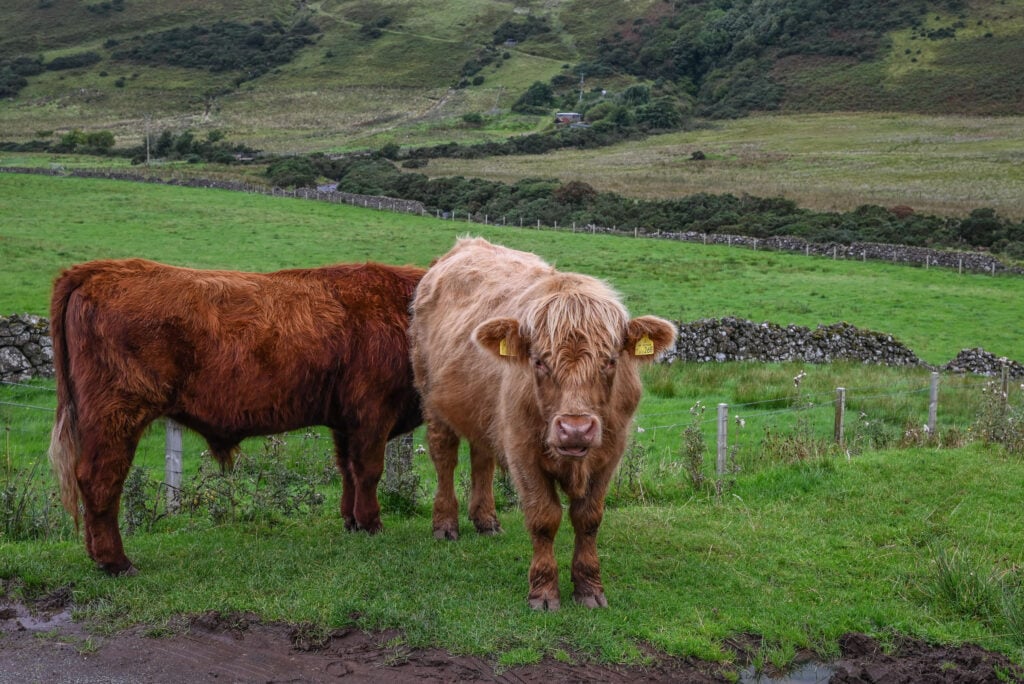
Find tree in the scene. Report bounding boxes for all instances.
[512,81,555,114]
[621,84,650,106]
[58,129,88,152]
[84,131,116,152]
[957,208,1003,247]
[636,97,684,130]
[266,157,317,188]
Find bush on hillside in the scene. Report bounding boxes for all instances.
[111,20,318,83]
[45,51,102,71]
[266,157,317,188]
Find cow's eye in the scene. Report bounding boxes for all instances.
[533,358,550,375]
[604,357,617,373]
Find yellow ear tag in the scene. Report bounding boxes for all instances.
[635,334,655,356]
[499,338,511,356]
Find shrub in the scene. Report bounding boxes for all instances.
[0,68,28,98]
[180,435,327,526]
[45,52,102,71]
[512,81,555,114]
[111,20,318,83]
[492,16,550,45]
[266,157,317,188]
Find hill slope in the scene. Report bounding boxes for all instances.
[1,0,1023,154]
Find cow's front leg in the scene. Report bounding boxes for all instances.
[468,442,502,535]
[523,478,563,611]
[427,419,461,540]
[569,494,609,608]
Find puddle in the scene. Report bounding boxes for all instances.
[740,661,837,683]
[0,603,74,633]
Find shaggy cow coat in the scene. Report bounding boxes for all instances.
[49,258,425,575]
[409,238,676,610]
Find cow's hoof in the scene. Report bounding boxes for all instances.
[528,596,560,612]
[433,523,459,541]
[100,560,137,577]
[574,592,609,609]
[345,517,383,534]
[472,518,503,536]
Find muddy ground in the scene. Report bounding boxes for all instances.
[1,586,1020,683]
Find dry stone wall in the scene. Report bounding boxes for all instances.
[0,314,53,382]
[4,313,1020,383]
[668,317,922,366]
[0,166,426,215]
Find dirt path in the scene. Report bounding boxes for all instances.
[1,590,1020,683]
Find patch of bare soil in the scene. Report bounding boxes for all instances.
[1,585,1020,683]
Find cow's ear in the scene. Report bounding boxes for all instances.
[624,316,677,363]
[474,317,528,363]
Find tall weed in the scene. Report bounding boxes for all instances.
[924,545,1024,647]
[180,435,328,525]
[973,376,1024,456]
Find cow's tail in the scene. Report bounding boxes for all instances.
[47,268,83,528]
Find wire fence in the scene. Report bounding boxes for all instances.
[4,366,1014,497]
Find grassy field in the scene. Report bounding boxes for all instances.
[3,172,1024,365]
[422,112,1024,220]
[2,173,1023,673]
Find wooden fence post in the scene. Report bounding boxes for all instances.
[165,419,183,512]
[834,387,846,446]
[384,433,414,492]
[1002,362,1011,408]
[928,372,939,435]
[716,403,728,477]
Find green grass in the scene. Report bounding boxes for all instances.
[2,172,1024,672]
[3,444,1022,669]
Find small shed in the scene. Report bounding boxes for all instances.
[554,112,581,125]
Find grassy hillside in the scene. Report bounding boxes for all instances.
[2,0,1023,156]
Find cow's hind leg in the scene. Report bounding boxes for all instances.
[335,429,386,534]
[468,442,501,535]
[427,419,461,540]
[331,430,359,530]
[76,427,142,575]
